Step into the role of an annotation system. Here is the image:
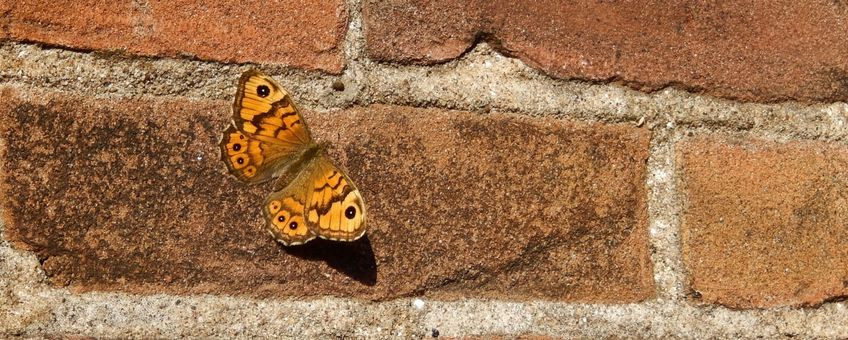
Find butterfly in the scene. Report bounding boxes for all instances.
[219,70,367,246]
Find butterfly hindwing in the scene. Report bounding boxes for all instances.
[264,174,316,246]
[263,153,366,245]
[304,154,367,242]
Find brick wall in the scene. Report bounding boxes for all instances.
[1,0,847,338]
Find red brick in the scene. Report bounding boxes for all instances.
[0,87,653,302]
[364,0,848,102]
[2,0,347,72]
[679,138,848,308]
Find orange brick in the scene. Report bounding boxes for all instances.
[364,0,848,102]
[0,87,653,302]
[4,0,347,72]
[679,137,848,308]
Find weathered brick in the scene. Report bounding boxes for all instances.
[0,87,653,301]
[2,0,347,72]
[364,0,848,102]
[679,138,848,308]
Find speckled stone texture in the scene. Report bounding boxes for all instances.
[1,0,348,72]
[679,138,848,308]
[0,87,653,302]
[364,0,848,102]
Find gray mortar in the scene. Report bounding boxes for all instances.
[1,0,848,336]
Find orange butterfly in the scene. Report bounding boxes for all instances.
[219,70,367,245]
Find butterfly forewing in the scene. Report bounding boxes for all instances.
[233,70,311,145]
[219,70,313,183]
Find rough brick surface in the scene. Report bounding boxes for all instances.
[679,138,848,308]
[364,0,848,102]
[2,0,347,72]
[0,87,653,302]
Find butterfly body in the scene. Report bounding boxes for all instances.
[219,70,366,246]
[269,142,323,187]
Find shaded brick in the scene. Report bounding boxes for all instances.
[679,138,848,308]
[364,0,848,102]
[0,87,653,302]
[2,0,347,72]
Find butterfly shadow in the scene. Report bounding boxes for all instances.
[282,235,377,286]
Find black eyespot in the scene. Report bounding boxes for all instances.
[277,215,285,222]
[345,206,356,219]
[232,143,241,151]
[257,85,270,98]
[289,221,298,230]
[236,157,244,164]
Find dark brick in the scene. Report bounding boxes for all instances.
[679,137,848,308]
[364,0,848,102]
[0,87,653,301]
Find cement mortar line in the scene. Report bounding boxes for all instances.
[338,0,368,112]
[342,0,366,63]
[0,136,8,250]
[644,128,686,302]
[2,251,847,340]
[423,299,848,338]
[1,41,847,145]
